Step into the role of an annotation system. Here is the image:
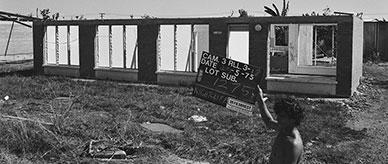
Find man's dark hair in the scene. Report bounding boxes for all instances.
[273,97,304,126]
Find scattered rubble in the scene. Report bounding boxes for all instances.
[140,122,183,134]
[188,115,208,123]
[85,140,129,160]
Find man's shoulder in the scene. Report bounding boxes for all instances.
[281,136,303,151]
[274,133,303,151]
[285,134,303,149]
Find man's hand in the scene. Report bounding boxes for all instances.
[256,85,266,103]
[257,85,263,97]
[254,84,278,129]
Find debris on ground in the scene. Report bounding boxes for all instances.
[188,115,208,123]
[140,122,183,134]
[85,140,128,160]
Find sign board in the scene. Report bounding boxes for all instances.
[193,51,264,115]
[226,97,254,116]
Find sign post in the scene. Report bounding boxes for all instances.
[193,51,264,116]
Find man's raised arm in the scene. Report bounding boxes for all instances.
[254,85,278,130]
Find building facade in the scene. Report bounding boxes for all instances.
[33,16,363,97]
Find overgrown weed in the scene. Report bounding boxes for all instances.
[0,63,386,163]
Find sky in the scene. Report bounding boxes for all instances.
[1,0,388,20]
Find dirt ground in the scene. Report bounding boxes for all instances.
[0,61,387,163]
[343,63,388,163]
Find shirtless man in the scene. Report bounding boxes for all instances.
[254,86,304,164]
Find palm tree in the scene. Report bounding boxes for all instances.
[264,0,289,16]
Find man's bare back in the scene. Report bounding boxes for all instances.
[254,85,304,164]
[269,128,303,164]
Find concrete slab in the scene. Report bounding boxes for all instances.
[266,74,337,96]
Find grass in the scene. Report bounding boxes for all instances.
[0,61,387,163]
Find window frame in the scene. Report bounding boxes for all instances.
[95,25,138,70]
[272,24,290,48]
[288,23,338,76]
[43,25,80,67]
[156,24,209,73]
[311,24,337,67]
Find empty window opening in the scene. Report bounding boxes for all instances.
[46,26,56,64]
[159,25,175,71]
[58,26,68,65]
[158,24,209,72]
[97,26,110,67]
[69,26,79,65]
[193,25,209,71]
[96,25,138,69]
[44,25,79,66]
[111,26,124,68]
[125,25,138,69]
[228,24,249,64]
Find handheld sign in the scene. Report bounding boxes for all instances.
[193,51,264,116]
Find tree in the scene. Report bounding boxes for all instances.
[302,7,333,16]
[264,0,290,47]
[40,9,50,20]
[264,0,289,16]
[238,9,248,17]
[40,9,61,20]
